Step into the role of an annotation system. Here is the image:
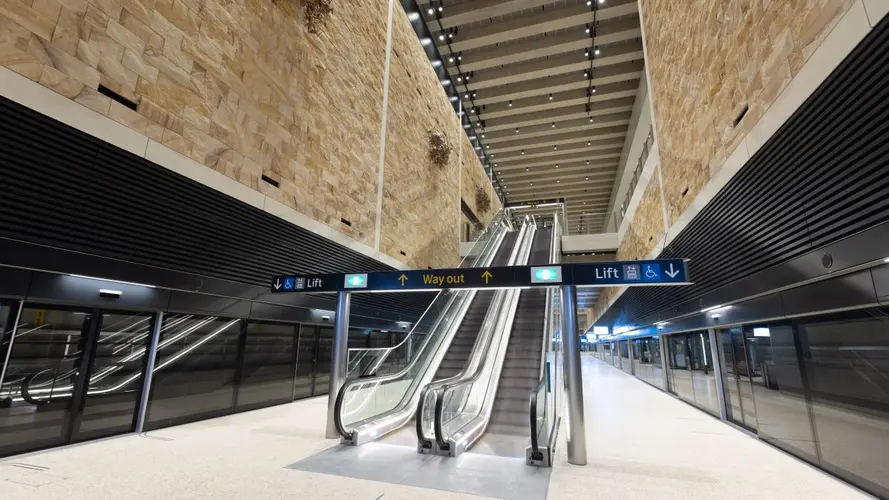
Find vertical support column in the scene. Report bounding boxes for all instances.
[0,301,25,390]
[708,328,728,421]
[135,311,164,433]
[658,335,669,392]
[326,291,351,439]
[560,285,587,465]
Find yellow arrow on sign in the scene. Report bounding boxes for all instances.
[399,274,408,286]
[481,270,493,284]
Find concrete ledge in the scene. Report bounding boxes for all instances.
[562,233,619,253]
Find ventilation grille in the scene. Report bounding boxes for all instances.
[607,15,889,326]
[0,97,433,319]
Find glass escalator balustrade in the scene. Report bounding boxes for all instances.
[335,212,511,445]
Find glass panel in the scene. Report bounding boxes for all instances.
[145,315,241,429]
[667,335,693,400]
[631,340,642,378]
[746,324,819,462]
[798,310,889,498]
[620,340,631,374]
[720,329,746,426]
[651,336,663,388]
[0,306,89,456]
[75,312,155,441]
[237,321,298,410]
[313,327,334,396]
[689,332,719,415]
[294,325,316,399]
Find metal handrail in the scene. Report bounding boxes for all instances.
[346,211,507,378]
[431,217,537,451]
[334,216,509,442]
[528,210,563,464]
[415,221,526,450]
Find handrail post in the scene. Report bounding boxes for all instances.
[560,285,587,465]
[135,311,163,433]
[326,291,351,438]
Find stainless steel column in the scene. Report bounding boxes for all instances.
[708,328,728,421]
[326,291,351,438]
[658,335,670,392]
[560,285,587,465]
[0,301,25,390]
[135,311,164,433]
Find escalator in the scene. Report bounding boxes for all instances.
[333,212,515,445]
[421,215,561,459]
[434,232,518,381]
[483,227,551,440]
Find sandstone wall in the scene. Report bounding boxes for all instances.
[642,0,853,224]
[0,0,495,269]
[592,0,855,320]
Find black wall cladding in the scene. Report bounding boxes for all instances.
[0,96,433,319]
[604,14,889,326]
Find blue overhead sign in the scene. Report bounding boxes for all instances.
[270,259,688,293]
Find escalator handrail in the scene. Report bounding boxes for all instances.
[432,217,537,450]
[529,210,563,462]
[415,221,526,448]
[345,211,508,379]
[335,217,509,440]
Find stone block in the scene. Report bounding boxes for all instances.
[56,0,87,15]
[75,37,102,66]
[83,3,109,31]
[31,0,62,24]
[51,24,79,54]
[118,9,161,49]
[89,0,121,21]
[161,126,191,156]
[74,85,111,114]
[0,0,56,40]
[105,18,143,54]
[121,47,156,81]
[107,99,148,133]
[41,37,101,86]
[38,61,84,97]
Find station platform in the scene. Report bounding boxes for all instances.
[0,356,869,500]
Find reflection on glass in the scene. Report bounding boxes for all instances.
[798,311,889,498]
[145,315,242,429]
[76,312,155,441]
[664,332,718,415]
[0,306,89,456]
[746,324,819,462]
[237,321,298,410]
[719,328,759,430]
[295,325,318,399]
[619,340,631,374]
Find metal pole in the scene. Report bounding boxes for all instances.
[135,311,164,433]
[0,301,25,391]
[560,285,587,465]
[326,291,351,438]
[708,328,728,421]
[658,335,669,391]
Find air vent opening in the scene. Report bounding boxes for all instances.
[400,251,407,256]
[681,186,689,197]
[341,218,352,227]
[97,84,138,111]
[732,104,749,127]
[261,175,279,188]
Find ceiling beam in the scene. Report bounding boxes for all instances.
[437,1,639,54]
[476,80,639,120]
[466,60,644,105]
[490,124,627,150]
[483,113,631,142]
[478,97,635,131]
[494,149,622,168]
[448,18,642,72]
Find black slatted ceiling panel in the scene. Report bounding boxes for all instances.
[607,15,889,326]
[0,96,433,319]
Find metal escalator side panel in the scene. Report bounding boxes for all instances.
[417,221,529,452]
[433,218,538,455]
[335,216,510,445]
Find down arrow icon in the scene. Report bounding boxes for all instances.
[665,264,680,278]
[273,278,282,290]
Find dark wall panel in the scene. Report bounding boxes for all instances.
[0,97,433,321]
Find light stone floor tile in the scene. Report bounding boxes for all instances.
[546,356,875,500]
[0,357,876,500]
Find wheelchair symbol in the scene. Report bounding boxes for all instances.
[643,264,660,280]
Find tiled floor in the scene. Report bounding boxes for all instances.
[0,355,873,500]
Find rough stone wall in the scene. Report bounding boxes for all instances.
[591,0,855,321]
[616,173,664,261]
[461,135,500,227]
[0,0,495,269]
[641,0,853,224]
[378,9,460,269]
